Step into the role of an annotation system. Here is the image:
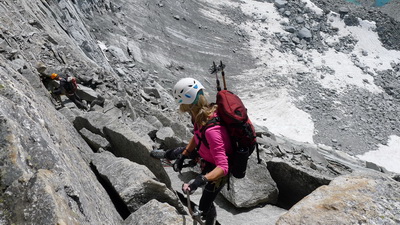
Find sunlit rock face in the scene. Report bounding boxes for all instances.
[1,0,400,224]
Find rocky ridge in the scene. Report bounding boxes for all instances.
[0,0,399,224]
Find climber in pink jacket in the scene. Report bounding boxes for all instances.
[193,112,232,176]
[173,78,232,225]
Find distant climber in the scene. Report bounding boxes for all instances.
[49,73,88,110]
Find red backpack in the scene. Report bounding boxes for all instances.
[199,61,261,179]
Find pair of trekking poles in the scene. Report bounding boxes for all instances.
[211,61,227,92]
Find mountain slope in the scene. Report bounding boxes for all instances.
[1,0,400,224]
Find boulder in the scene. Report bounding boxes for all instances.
[295,16,305,24]
[74,111,119,136]
[267,158,332,207]
[284,26,296,33]
[128,117,158,139]
[125,102,138,121]
[338,6,349,19]
[79,127,111,152]
[258,134,372,208]
[123,199,192,225]
[127,41,143,63]
[297,27,312,40]
[103,120,171,187]
[103,104,123,118]
[221,155,279,208]
[155,126,186,150]
[144,87,161,99]
[276,171,400,224]
[344,15,360,26]
[156,127,175,140]
[165,165,287,225]
[107,45,132,63]
[171,122,193,141]
[145,115,164,129]
[91,152,185,214]
[148,108,174,127]
[75,85,101,102]
[58,104,81,123]
[274,0,288,9]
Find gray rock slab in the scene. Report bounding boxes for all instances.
[298,27,312,40]
[220,155,279,208]
[76,84,101,102]
[156,127,174,140]
[108,45,132,63]
[91,152,184,213]
[103,121,171,187]
[144,87,161,98]
[74,111,119,136]
[145,115,164,129]
[128,117,157,139]
[267,158,332,206]
[123,199,193,225]
[277,171,400,224]
[0,68,122,224]
[274,0,288,9]
[79,127,111,152]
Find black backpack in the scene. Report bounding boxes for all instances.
[63,76,78,95]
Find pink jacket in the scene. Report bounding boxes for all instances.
[194,114,232,175]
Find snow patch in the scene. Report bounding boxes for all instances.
[328,13,400,71]
[240,0,287,34]
[242,88,314,144]
[308,48,382,93]
[301,0,324,15]
[357,135,400,173]
[221,0,400,173]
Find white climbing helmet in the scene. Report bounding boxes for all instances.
[173,78,204,104]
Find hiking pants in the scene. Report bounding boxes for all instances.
[52,89,85,109]
[67,93,87,110]
[198,176,227,225]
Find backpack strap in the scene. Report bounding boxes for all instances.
[195,117,221,150]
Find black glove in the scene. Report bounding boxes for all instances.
[173,154,187,172]
[166,147,186,160]
[184,175,208,194]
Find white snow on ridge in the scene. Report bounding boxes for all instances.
[243,88,315,144]
[240,0,287,34]
[357,135,400,173]
[329,14,400,71]
[233,0,400,172]
[308,48,382,93]
[237,0,315,143]
[309,12,400,93]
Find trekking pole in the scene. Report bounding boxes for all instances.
[186,191,205,225]
[212,61,221,92]
[220,61,227,90]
